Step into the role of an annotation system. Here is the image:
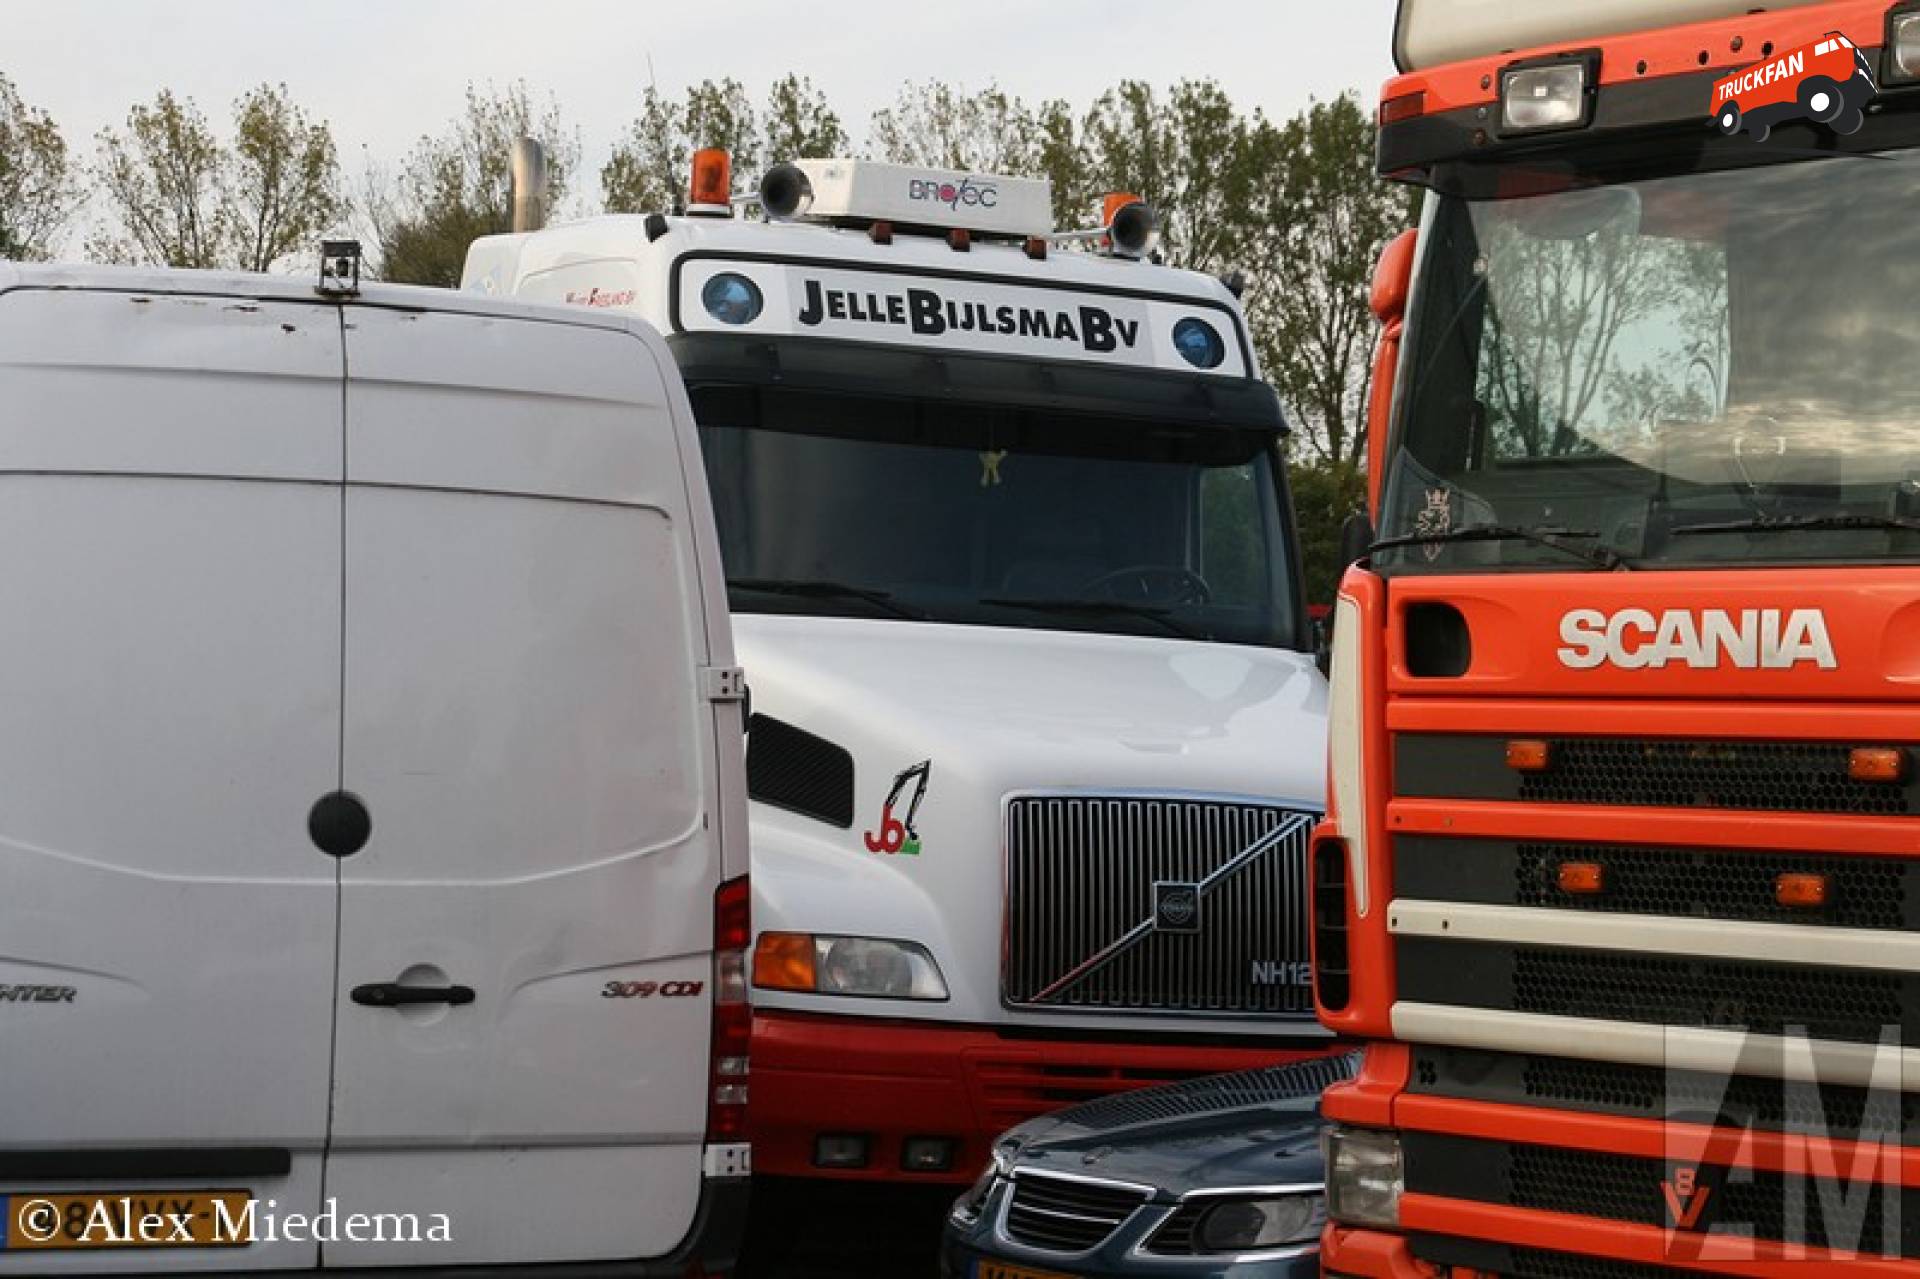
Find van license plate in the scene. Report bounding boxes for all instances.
[4,1192,252,1250]
[975,1261,1077,1279]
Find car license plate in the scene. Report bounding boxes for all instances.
[3,1191,252,1250]
[975,1261,1078,1279]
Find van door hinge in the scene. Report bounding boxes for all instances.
[701,666,747,702]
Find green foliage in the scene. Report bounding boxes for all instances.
[372,82,578,285]
[91,90,225,268]
[89,84,341,272]
[0,73,77,261]
[763,75,848,165]
[1287,456,1368,608]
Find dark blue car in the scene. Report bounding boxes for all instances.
[942,1054,1357,1279]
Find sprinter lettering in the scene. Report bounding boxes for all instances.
[1557,607,1837,670]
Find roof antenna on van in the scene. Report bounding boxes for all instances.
[317,240,362,299]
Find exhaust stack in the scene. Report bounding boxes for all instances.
[510,137,548,233]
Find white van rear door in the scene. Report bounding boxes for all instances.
[325,307,723,1267]
[0,286,344,1272]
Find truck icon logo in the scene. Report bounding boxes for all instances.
[863,759,931,855]
[1712,31,1874,141]
[1153,882,1202,933]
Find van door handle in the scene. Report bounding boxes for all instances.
[350,982,475,1008]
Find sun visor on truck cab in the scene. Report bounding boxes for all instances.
[664,332,1289,433]
[1393,0,1832,71]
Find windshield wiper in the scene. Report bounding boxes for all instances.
[727,577,926,621]
[977,596,1205,641]
[1672,513,1920,538]
[1369,523,1634,571]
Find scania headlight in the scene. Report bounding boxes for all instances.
[1892,10,1920,82]
[753,932,949,1000]
[1323,1126,1403,1229]
[1191,1192,1325,1252]
[1499,58,1593,133]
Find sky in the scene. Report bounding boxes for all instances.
[5,0,1402,202]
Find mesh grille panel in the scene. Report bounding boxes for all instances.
[1517,738,1908,814]
[746,714,854,827]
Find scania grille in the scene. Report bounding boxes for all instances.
[1405,1132,1920,1259]
[1396,836,1920,932]
[1396,734,1918,814]
[1410,1237,1747,1278]
[1397,938,1920,1045]
[1409,1046,1920,1146]
[1001,1172,1147,1253]
[1002,795,1316,1016]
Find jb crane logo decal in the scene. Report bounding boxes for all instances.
[864,760,931,855]
[1711,30,1875,141]
[907,176,999,210]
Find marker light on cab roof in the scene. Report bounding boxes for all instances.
[1500,61,1591,133]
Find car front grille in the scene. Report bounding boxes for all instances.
[1002,794,1316,1016]
[1001,1172,1147,1254]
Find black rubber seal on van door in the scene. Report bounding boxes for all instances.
[0,1147,292,1180]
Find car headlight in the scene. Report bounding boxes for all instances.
[753,932,949,1000]
[950,1159,1002,1225]
[1323,1126,1403,1229]
[1192,1193,1325,1251]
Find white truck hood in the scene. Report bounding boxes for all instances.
[738,613,1329,1036]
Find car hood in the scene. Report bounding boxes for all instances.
[992,1054,1358,1199]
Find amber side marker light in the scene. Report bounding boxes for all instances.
[1849,747,1908,783]
[1380,90,1426,125]
[1776,872,1830,909]
[1557,861,1606,896]
[753,931,817,992]
[1506,739,1552,772]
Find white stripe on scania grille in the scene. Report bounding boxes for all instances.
[1391,1004,1920,1093]
[1389,900,1920,972]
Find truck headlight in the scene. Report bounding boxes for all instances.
[1499,59,1591,133]
[1191,1193,1325,1251]
[753,932,950,1001]
[1892,11,1920,82]
[1323,1126,1403,1229]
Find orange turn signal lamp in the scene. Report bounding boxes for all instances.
[753,931,816,992]
[688,147,733,215]
[1849,747,1908,784]
[1506,739,1552,772]
[1557,861,1605,895]
[1776,872,1829,909]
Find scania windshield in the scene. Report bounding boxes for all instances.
[1378,147,1920,572]
[691,383,1301,649]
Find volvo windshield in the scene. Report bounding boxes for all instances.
[692,384,1300,648]
[1379,147,1920,572]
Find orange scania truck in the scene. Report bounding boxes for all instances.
[1316,1,1920,1275]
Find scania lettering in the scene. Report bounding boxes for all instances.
[1316,3,1920,1276]
[466,152,1334,1192]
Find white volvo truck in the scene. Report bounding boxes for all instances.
[464,154,1334,1189]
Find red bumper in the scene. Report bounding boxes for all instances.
[750,1008,1334,1184]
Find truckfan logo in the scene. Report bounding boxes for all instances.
[1152,882,1202,933]
[907,176,998,210]
[1712,31,1874,141]
[864,759,931,855]
[1557,607,1837,670]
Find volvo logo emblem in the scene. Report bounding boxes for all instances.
[1153,882,1202,933]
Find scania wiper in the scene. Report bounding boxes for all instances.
[1672,513,1920,537]
[1370,523,1634,571]
[977,596,1205,640]
[727,577,926,620]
